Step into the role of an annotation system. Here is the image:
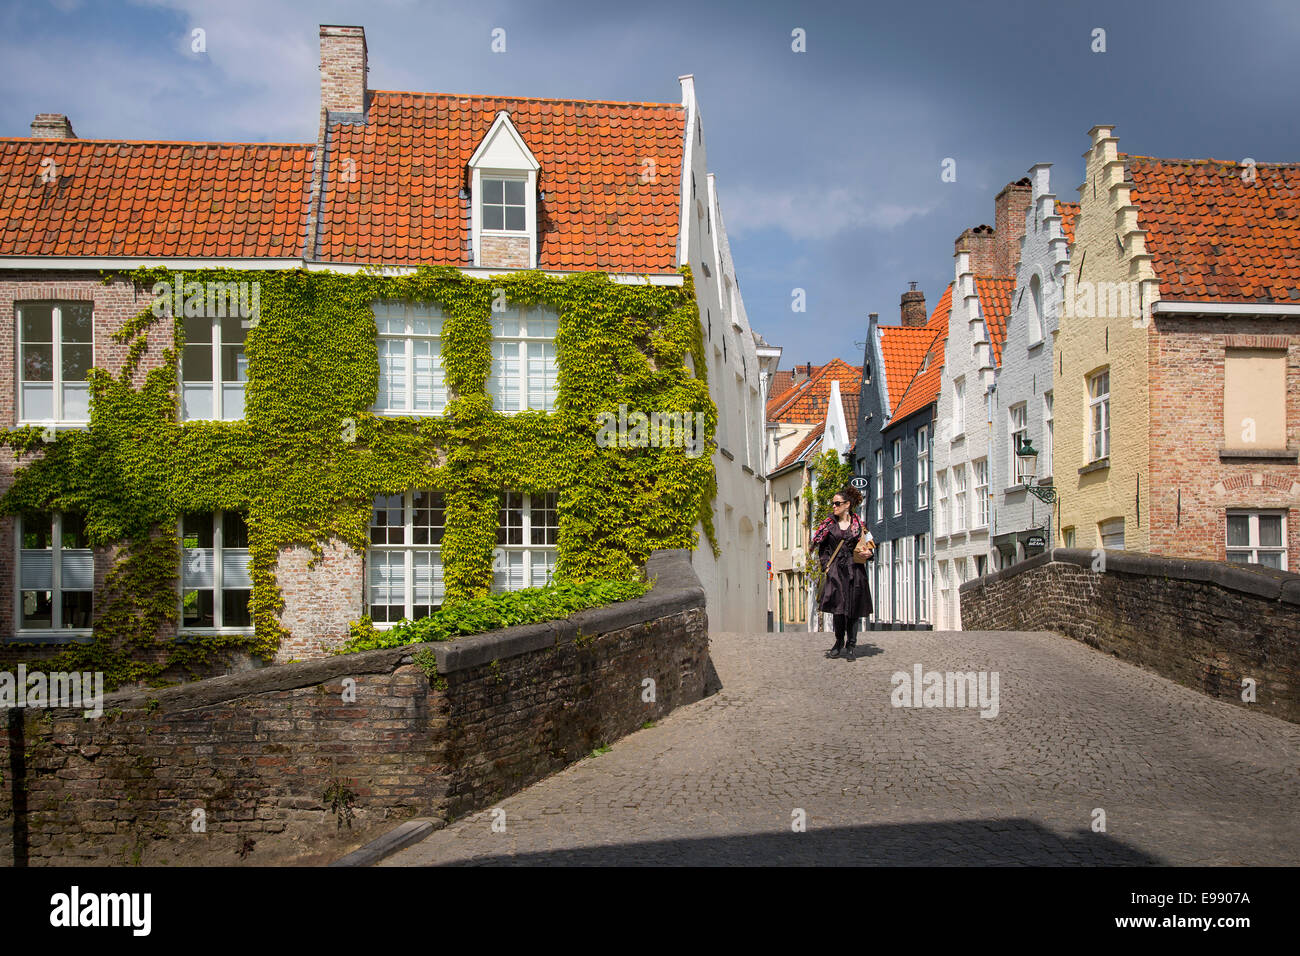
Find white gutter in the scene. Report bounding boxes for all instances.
[1153,301,1300,316]
[0,256,685,285]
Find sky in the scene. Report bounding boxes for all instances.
[4,0,1300,367]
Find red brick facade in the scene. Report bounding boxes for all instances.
[1147,314,1300,569]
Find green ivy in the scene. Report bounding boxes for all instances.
[0,265,715,688]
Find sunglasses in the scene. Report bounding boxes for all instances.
[832,499,846,506]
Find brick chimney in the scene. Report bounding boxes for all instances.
[30,113,75,139]
[900,281,927,326]
[319,25,368,115]
[954,224,997,278]
[993,177,1033,276]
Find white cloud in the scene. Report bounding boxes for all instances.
[720,182,941,241]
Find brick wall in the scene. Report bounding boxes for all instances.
[479,234,531,269]
[1147,314,1300,568]
[0,549,712,865]
[960,548,1300,724]
[274,538,364,662]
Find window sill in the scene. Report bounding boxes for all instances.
[17,421,89,431]
[1027,338,1045,352]
[1218,446,1298,463]
[719,447,735,461]
[950,432,965,443]
[176,629,256,639]
[1004,483,1028,494]
[1079,458,1110,476]
[8,631,94,644]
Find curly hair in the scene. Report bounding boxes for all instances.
[838,484,863,510]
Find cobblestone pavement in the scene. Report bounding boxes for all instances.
[385,630,1300,866]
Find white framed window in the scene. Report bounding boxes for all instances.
[893,539,905,623]
[915,533,929,623]
[181,314,249,421]
[878,539,892,621]
[481,176,528,233]
[489,307,558,413]
[935,470,947,537]
[973,458,989,527]
[875,450,884,522]
[781,502,790,549]
[892,438,903,515]
[494,491,559,591]
[181,511,252,630]
[952,377,966,438]
[1099,516,1125,550]
[15,512,93,632]
[793,496,801,546]
[1227,510,1286,570]
[1088,369,1111,462]
[17,302,92,424]
[368,491,446,624]
[953,464,968,532]
[1010,402,1029,484]
[1043,391,1054,478]
[916,425,930,509]
[1063,527,1076,549]
[373,301,447,415]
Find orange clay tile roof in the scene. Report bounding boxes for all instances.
[1056,200,1079,247]
[316,91,685,270]
[768,369,797,404]
[776,422,824,472]
[888,287,954,424]
[1124,155,1300,303]
[976,276,1015,367]
[878,284,952,415]
[766,358,862,424]
[0,139,313,258]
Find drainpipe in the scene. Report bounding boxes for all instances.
[986,383,995,575]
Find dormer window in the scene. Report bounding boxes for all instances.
[469,111,540,269]
[482,177,527,232]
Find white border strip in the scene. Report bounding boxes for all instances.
[1154,301,1300,316]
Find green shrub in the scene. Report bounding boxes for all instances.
[334,578,650,654]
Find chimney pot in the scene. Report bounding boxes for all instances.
[30,113,75,139]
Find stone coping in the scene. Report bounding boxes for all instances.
[83,548,706,712]
[959,547,1300,605]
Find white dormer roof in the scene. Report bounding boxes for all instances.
[469,111,540,171]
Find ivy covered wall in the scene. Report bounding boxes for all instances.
[0,265,717,686]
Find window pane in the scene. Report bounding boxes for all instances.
[221,383,245,420]
[530,550,555,588]
[183,589,215,628]
[1226,551,1254,567]
[412,491,445,545]
[531,492,558,545]
[483,206,504,230]
[220,344,247,383]
[413,550,444,610]
[183,548,215,589]
[222,549,252,589]
[411,310,442,337]
[61,513,89,548]
[504,179,525,206]
[223,511,249,548]
[21,383,54,420]
[22,344,53,382]
[181,383,214,420]
[1258,515,1282,548]
[1226,515,1251,548]
[183,343,214,382]
[1258,552,1283,570]
[62,590,93,628]
[20,550,52,590]
[21,591,52,628]
[412,340,445,413]
[377,338,408,411]
[369,550,405,621]
[498,492,524,545]
[222,590,252,628]
[482,178,504,203]
[62,383,90,421]
[505,207,525,231]
[61,551,94,591]
[21,305,53,344]
[61,303,93,343]
[370,494,404,545]
[22,514,52,550]
[182,513,214,549]
[221,314,248,347]
[62,344,92,381]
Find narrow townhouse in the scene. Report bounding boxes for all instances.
[931,183,1025,628]
[989,164,1078,567]
[855,284,952,628]
[0,23,769,673]
[1057,125,1299,568]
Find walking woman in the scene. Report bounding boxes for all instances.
[810,485,873,660]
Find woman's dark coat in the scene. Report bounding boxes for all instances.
[811,513,872,618]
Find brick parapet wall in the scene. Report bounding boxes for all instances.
[0,549,711,865]
[960,548,1299,723]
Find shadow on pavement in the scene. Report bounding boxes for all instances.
[416,817,1163,866]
